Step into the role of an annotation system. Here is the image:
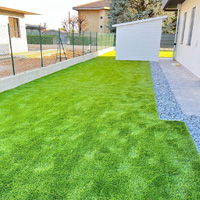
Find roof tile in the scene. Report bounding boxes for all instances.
[73,0,110,10]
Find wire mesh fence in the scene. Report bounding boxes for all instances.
[0,24,115,78]
[0,25,14,77]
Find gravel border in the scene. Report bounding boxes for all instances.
[150,61,200,154]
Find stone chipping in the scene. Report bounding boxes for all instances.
[150,61,200,153]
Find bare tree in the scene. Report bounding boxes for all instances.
[43,22,47,29]
[77,13,88,33]
[62,13,88,34]
[62,14,78,34]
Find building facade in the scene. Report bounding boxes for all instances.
[0,6,38,54]
[73,0,110,33]
[163,0,200,78]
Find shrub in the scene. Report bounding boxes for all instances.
[68,36,93,45]
[27,35,55,44]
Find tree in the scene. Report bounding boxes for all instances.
[62,14,78,33]
[60,28,66,31]
[107,0,176,34]
[77,13,88,33]
[62,13,88,34]
[107,0,130,32]
[38,22,47,29]
[43,22,47,29]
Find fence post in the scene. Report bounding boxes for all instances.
[101,32,102,50]
[58,29,61,62]
[108,33,110,48]
[82,31,84,55]
[39,26,44,67]
[96,32,98,51]
[7,24,15,75]
[110,34,111,47]
[72,26,75,58]
[104,33,106,49]
[108,33,109,48]
[107,33,109,48]
[105,33,107,49]
[113,33,115,47]
[90,32,92,52]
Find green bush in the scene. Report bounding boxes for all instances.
[27,35,55,44]
[68,36,93,45]
[27,34,114,46]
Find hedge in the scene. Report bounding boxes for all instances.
[68,36,94,45]
[27,35,55,44]
[27,34,96,45]
[26,34,116,46]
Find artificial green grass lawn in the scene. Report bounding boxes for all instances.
[0,51,200,199]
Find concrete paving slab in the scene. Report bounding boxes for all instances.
[159,59,200,116]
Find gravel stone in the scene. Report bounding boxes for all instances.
[150,61,200,154]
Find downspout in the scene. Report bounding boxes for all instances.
[173,4,182,60]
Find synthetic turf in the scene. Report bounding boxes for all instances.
[0,51,199,199]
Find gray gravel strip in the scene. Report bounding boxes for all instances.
[150,61,200,153]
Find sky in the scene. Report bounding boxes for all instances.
[0,0,95,29]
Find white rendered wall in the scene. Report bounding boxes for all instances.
[176,0,200,78]
[115,20,163,61]
[0,15,9,25]
[11,18,28,53]
[0,16,9,54]
[0,15,28,54]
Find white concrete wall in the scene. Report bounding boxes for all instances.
[0,16,10,54]
[11,18,28,53]
[176,0,200,78]
[115,20,163,62]
[0,15,9,25]
[0,15,28,54]
[0,47,115,93]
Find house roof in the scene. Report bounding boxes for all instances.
[26,24,45,30]
[162,0,185,11]
[112,16,167,28]
[0,6,40,15]
[73,0,110,11]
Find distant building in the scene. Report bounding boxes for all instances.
[73,0,110,33]
[0,6,39,54]
[42,29,68,44]
[26,24,46,35]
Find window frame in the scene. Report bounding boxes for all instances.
[187,7,196,45]
[180,12,187,44]
[8,17,21,38]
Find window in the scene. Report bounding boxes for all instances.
[100,25,103,29]
[187,7,196,45]
[100,16,103,19]
[181,12,187,43]
[8,17,21,38]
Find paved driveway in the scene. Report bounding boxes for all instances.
[159,59,200,116]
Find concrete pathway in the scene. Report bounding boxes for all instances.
[159,59,200,116]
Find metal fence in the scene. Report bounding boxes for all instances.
[160,34,175,49]
[0,24,115,78]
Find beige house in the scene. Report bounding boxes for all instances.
[73,0,110,33]
[0,6,38,54]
